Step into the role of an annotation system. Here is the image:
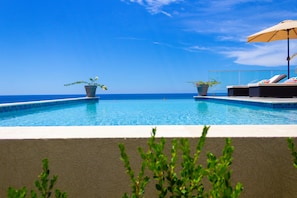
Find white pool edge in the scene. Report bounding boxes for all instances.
[1,125,297,139]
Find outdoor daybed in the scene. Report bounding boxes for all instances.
[227,74,287,96]
[249,77,297,97]
[227,85,249,96]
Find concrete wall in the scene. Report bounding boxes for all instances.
[1,134,297,197]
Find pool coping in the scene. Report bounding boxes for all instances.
[1,125,297,139]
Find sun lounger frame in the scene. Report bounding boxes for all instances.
[249,84,297,97]
[227,86,249,96]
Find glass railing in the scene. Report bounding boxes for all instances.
[207,69,297,95]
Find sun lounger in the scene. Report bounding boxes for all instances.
[249,77,297,97]
[227,85,250,96]
[227,74,287,96]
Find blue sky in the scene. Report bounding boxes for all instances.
[0,0,297,95]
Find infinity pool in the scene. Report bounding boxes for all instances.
[0,98,297,126]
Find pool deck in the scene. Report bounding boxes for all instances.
[0,96,297,140]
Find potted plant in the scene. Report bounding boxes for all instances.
[64,76,107,97]
[192,80,220,96]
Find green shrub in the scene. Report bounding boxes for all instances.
[8,159,67,198]
[119,126,243,198]
[288,138,297,169]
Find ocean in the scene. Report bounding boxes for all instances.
[0,93,206,104]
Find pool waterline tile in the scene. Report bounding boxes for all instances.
[194,96,297,108]
[0,97,99,113]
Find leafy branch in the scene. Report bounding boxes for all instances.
[119,126,243,197]
[8,159,67,198]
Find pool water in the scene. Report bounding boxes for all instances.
[0,99,297,126]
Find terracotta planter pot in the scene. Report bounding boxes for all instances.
[197,85,209,96]
[84,85,97,97]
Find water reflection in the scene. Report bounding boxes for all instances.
[86,101,98,114]
[196,102,208,113]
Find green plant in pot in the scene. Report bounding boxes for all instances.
[193,80,220,96]
[64,76,107,97]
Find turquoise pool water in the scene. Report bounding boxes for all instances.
[0,99,297,126]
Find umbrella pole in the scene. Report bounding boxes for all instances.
[287,29,290,79]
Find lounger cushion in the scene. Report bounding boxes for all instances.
[248,74,287,86]
[258,80,270,84]
[268,74,287,83]
[284,77,297,84]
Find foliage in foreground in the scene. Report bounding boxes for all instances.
[119,126,243,198]
[7,159,67,198]
[288,138,297,169]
